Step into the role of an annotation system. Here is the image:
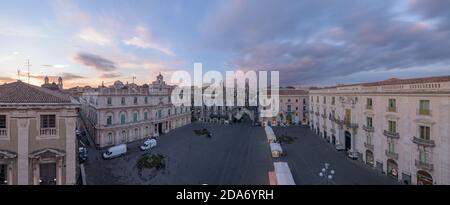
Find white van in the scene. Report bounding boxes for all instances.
[102,144,127,159]
[140,139,157,151]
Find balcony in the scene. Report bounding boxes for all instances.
[0,128,7,136]
[415,160,434,172]
[387,106,397,112]
[330,128,336,134]
[344,121,359,129]
[321,113,327,119]
[383,130,400,139]
[40,128,57,136]
[366,105,373,110]
[417,109,431,116]
[364,142,374,150]
[362,125,375,132]
[413,137,435,147]
[385,150,399,160]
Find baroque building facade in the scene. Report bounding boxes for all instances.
[259,88,309,126]
[308,76,450,185]
[0,81,79,185]
[80,74,191,148]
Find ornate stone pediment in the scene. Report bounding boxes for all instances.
[0,150,17,159]
[414,118,435,126]
[384,114,399,120]
[29,148,65,159]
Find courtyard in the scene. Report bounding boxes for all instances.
[84,122,398,185]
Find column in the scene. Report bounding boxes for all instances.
[17,118,29,185]
[65,116,76,185]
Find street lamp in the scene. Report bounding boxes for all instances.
[318,162,335,185]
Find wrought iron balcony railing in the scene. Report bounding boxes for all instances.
[413,136,435,147]
[383,130,400,139]
[415,160,434,172]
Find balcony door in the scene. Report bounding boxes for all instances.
[0,164,6,185]
[40,163,57,185]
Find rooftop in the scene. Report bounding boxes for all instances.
[0,81,74,104]
[311,75,450,90]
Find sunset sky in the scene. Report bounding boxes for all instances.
[1,0,450,88]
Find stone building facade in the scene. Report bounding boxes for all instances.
[0,81,79,185]
[309,76,450,185]
[80,75,191,148]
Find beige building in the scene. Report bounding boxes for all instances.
[309,75,450,185]
[0,81,79,185]
[259,88,309,126]
[80,74,191,148]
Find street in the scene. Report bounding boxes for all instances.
[83,122,397,185]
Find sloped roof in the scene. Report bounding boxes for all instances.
[0,81,72,104]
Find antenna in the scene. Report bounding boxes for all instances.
[17,70,21,81]
[25,59,32,84]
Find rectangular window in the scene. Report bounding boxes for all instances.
[287,105,291,112]
[388,141,395,153]
[41,115,56,128]
[134,97,138,105]
[121,97,126,105]
[366,117,373,128]
[367,98,373,109]
[323,96,326,104]
[120,115,126,124]
[144,112,148,120]
[419,100,430,115]
[331,97,335,105]
[419,148,429,163]
[107,116,112,126]
[107,97,112,105]
[145,97,148,104]
[388,120,396,133]
[344,109,351,123]
[388,99,396,111]
[419,126,430,140]
[133,113,138,122]
[0,115,6,129]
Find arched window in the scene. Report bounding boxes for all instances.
[144,111,148,120]
[121,130,127,142]
[120,113,126,124]
[107,132,113,144]
[133,112,138,122]
[106,113,113,126]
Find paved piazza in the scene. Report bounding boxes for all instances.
[84,122,398,185]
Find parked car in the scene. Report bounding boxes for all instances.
[348,152,358,160]
[102,144,127,159]
[140,139,157,151]
[78,147,88,163]
[335,144,345,151]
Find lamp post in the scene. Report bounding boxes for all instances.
[319,162,335,185]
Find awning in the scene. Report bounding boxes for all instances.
[274,162,296,185]
[270,143,283,152]
[265,126,277,142]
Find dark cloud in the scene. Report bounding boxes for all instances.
[202,0,450,85]
[21,73,85,82]
[100,72,122,78]
[74,52,116,71]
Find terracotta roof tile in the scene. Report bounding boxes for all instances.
[0,81,72,104]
